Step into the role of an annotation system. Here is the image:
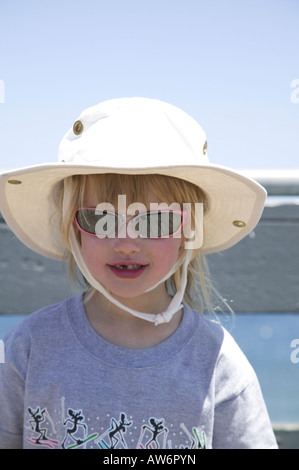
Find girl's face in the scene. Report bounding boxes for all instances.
[79,184,184,305]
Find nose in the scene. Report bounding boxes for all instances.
[113,231,141,255]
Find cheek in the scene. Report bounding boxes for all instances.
[80,234,106,267]
[150,239,182,269]
[81,234,93,257]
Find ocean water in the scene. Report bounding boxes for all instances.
[1,312,299,425]
[219,313,299,425]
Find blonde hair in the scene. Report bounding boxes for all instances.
[57,173,215,314]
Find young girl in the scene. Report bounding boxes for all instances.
[0,97,277,449]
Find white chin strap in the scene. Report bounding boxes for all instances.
[69,227,193,326]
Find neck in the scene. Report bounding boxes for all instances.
[83,287,183,349]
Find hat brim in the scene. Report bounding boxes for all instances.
[0,162,266,260]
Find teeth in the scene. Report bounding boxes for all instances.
[115,264,142,270]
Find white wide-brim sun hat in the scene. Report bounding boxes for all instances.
[0,97,266,261]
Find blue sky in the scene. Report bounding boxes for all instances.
[0,0,298,170]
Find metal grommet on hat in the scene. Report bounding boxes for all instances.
[73,120,84,135]
[8,179,22,185]
[233,220,246,228]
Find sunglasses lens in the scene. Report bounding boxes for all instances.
[75,209,184,238]
[76,210,117,236]
[135,211,183,237]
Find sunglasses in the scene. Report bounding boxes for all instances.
[74,208,188,239]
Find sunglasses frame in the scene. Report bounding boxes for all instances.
[74,207,188,239]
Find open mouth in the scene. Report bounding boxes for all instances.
[114,264,143,270]
[108,263,148,279]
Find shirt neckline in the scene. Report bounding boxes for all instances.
[66,294,199,368]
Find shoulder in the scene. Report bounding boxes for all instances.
[187,308,255,397]
[215,326,256,403]
[186,308,225,358]
[3,295,82,370]
[194,310,254,378]
[5,295,77,338]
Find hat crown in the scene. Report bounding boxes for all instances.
[58,97,209,168]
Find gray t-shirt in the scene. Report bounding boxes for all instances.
[0,294,277,449]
